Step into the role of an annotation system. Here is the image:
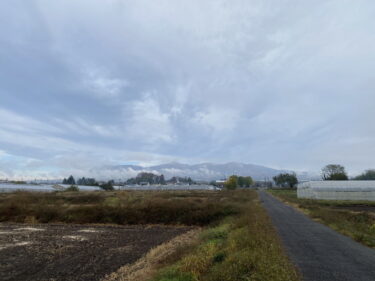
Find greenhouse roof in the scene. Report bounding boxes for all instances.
[298,181,375,192]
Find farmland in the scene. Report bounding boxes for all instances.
[0,223,190,281]
[0,190,299,281]
[0,190,239,225]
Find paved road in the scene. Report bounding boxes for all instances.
[259,191,375,281]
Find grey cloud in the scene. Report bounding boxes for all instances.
[0,0,374,178]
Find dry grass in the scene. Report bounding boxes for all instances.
[151,191,301,281]
[0,190,244,226]
[269,189,375,248]
[102,229,202,281]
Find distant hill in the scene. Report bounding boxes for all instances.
[110,162,289,181]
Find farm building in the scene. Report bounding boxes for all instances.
[297,181,375,201]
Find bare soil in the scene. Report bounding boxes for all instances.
[0,223,192,281]
[332,205,375,213]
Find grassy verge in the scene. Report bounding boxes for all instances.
[269,189,375,248]
[151,191,300,281]
[0,190,246,226]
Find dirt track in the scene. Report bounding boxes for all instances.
[0,223,191,281]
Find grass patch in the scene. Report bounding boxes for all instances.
[269,189,375,248]
[152,191,300,281]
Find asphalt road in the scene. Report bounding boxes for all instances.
[259,191,375,281]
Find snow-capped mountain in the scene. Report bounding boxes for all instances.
[109,162,289,181]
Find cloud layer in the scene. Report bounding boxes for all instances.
[1,0,375,179]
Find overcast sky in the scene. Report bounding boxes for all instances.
[1,0,375,179]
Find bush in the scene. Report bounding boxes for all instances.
[100,181,115,191]
[65,185,79,192]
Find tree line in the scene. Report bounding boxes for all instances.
[125,172,195,185]
[224,176,254,190]
[320,164,375,180]
[62,173,196,191]
[62,176,114,191]
[271,164,375,190]
[62,164,375,192]
[272,164,375,190]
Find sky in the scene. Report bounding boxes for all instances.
[1,0,375,179]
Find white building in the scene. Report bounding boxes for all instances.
[297,181,375,201]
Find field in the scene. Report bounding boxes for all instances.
[0,190,300,281]
[269,189,375,248]
[0,190,239,225]
[0,223,190,281]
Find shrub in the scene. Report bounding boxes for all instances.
[65,185,79,192]
[99,180,115,191]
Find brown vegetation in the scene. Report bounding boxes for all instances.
[0,190,242,226]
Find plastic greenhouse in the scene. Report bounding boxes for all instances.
[297,181,375,201]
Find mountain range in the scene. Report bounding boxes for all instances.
[108,162,293,181]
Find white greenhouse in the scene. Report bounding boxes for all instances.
[297,181,375,201]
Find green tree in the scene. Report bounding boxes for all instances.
[321,164,348,180]
[224,175,238,190]
[237,176,253,187]
[273,173,298,188]
[159,174,166,185]
[354,169,375,180]
[126,172,166,185]
[168,176,195,184]
[63,175,76,185]
[99,180,115,191]
[77,177,97,186]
